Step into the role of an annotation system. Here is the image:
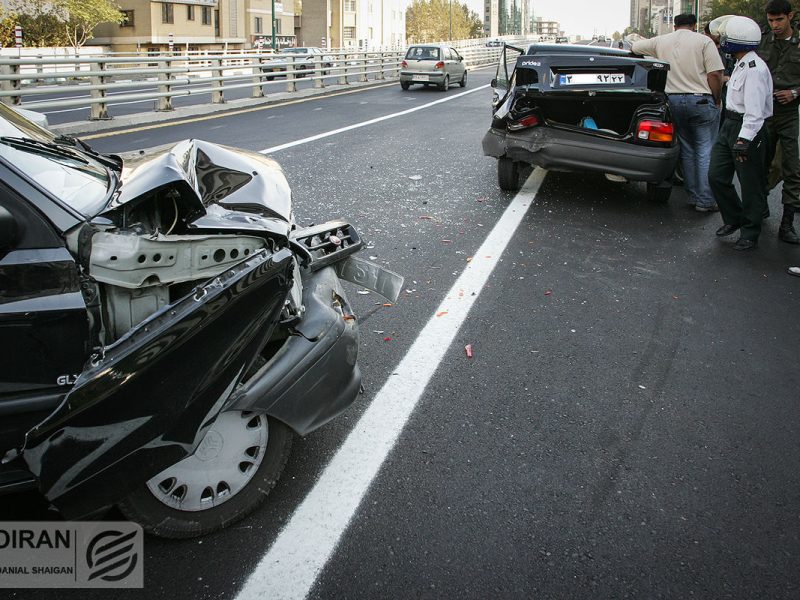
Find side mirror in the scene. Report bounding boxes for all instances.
[491,78,497,87]
[0,205,19,254]
[458,56,463,62]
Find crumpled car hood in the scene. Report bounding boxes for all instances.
[102,139,293,227]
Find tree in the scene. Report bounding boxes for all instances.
[406,0,479,42]
[11,0,69,47]
[0,8,17,47]
[706,0,767,28]
[62,0,125,49]
[460,4,483,38]
[612,31,622,41]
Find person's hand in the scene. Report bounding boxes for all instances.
[774,89,796,104]
[733,138,750,162]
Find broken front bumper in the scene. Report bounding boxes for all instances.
[225,265,361,436]
[482,126,679,183]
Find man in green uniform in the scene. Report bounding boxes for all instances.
[758,0,800,244]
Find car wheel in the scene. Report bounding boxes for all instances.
[646,181,672,203]
[439,75,449,91]
[118,411,293,539]
[460,71,467,88]
[265,75,274,81]
[401,81,410,90]
[498,157,521,191]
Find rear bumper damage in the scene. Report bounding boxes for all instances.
[482,126,678,183]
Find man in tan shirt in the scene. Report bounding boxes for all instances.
[633,13,725,212]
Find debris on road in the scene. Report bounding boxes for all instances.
[465,344,474,358]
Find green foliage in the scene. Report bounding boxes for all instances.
[612,31,622,40]
[706,0,770,28]
[6,0,122,48]
[406,0,483,42]
[62,0,125,49]
[0,8,17,47]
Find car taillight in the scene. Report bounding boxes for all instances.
[434,61,445,69]
[637,120,674,143]
[401,60,408,68]
[507,114,541,131]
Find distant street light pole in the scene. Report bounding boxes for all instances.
[449,0,452,40]
[271,0,276,49]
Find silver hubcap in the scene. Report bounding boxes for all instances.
[146,411,268,512]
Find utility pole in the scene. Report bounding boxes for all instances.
[449,0,452,40]
[271,0,276,50]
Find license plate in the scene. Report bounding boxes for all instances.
[559,73,625,85]
[414,75,430,82]
[336,256,405,303]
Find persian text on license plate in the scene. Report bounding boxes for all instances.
[559,73,624,85]
[414,75,430,82]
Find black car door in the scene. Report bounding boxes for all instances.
[0,177,90,451]
[492,43,525,110]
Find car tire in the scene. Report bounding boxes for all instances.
[460,71,467,88]
[498,157,521,191]
[265,75,274,81]
[646,181,672,203]
[117,412,293,539]
[401,81,410,90]
[439,75,449,91]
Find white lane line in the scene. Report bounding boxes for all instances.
[259,84,489,154]
[235,167,548,600]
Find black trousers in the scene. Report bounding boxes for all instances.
[708,118,769,241]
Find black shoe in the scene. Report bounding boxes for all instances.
[778,225,800,244]
[733,238,758,251]
[716,224,740,237]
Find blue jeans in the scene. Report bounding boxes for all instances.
[668,94,720,208]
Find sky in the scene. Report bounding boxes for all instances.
[463,0,632,39]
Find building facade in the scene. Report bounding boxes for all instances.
[629,0,712,36]
[484,0,533,38]
[91,0,403,53]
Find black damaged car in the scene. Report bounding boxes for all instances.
[0,104,401,537]
[483,43,680,201]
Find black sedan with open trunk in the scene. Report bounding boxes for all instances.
[483,43,680,201]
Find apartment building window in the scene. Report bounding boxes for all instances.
[214,9,220,35]
[275,19,281,34]
[344,0,356,11]
[187,5,194,20]
[120,9,134,27]
[255,16,263,33]
[202,6,211,25]
[161,3,174,24]
[343,26,355,39]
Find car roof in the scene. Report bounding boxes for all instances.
[526,43,630,57]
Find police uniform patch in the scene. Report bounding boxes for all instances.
[739,62,745,68]
[748,60,756,67]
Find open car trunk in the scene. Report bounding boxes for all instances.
[514,91,669,138]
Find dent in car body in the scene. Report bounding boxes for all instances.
[22,248,294,518]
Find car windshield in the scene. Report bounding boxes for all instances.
[406,47,440,60]
[0,137,112,215]
[283,48,310,54]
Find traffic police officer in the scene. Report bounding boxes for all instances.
[709,16,773,250]
[758,0,800,243]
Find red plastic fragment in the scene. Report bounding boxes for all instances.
[544,290,553,296]
[383,337,392,342]
[465,344,473,358]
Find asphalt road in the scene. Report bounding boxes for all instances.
[2,67,799,599]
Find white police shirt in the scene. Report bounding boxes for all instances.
[726,50,773,140]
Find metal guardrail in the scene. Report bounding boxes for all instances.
[0,45,504,120]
